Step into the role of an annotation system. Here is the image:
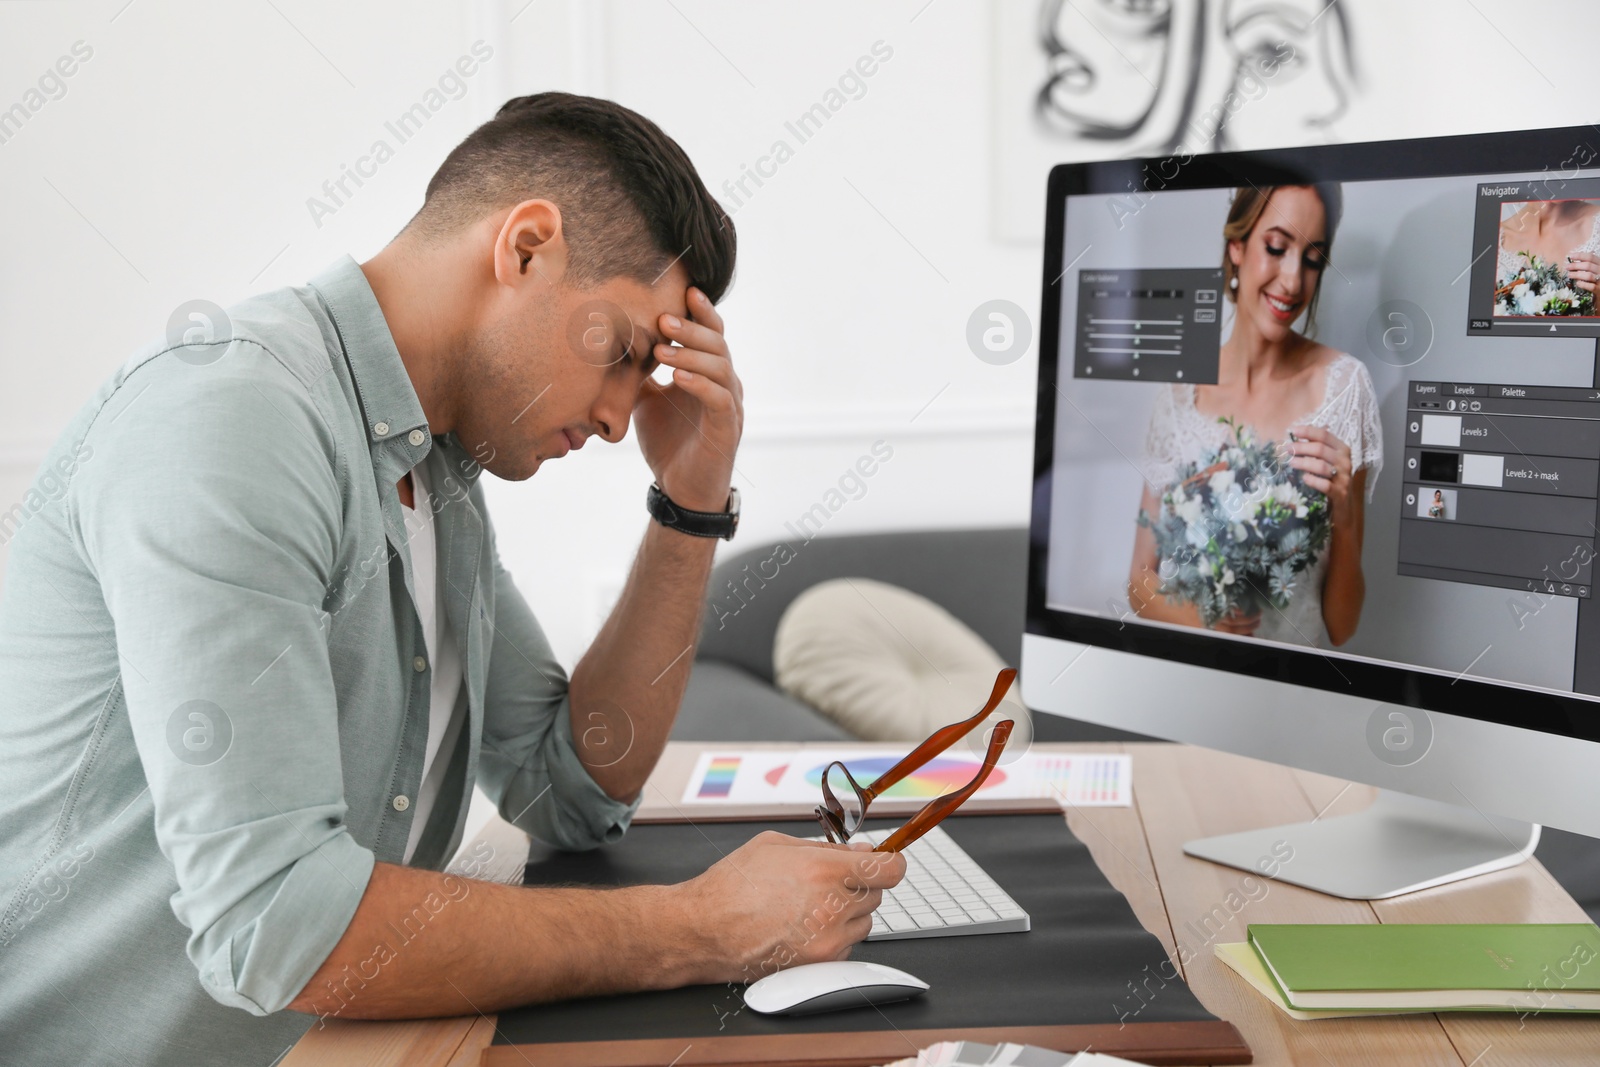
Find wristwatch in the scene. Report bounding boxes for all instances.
[646,482,740,540]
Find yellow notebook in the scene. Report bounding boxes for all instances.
[1214,942,1421,1021]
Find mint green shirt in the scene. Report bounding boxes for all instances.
[0,255,640,1066]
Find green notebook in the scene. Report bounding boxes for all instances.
[1248,923,1600,1011]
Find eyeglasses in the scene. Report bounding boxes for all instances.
[813,667,1017,854]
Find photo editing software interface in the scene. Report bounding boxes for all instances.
[1044,168,1600,701]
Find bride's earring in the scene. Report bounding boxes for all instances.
[1229,275,1239,292]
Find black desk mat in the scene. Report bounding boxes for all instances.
[493,813,1222,1045]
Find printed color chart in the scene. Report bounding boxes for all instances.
[681,749,1131,807]
[697,756,741,798]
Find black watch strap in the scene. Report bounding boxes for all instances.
[646,482,740,540]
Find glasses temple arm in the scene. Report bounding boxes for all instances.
[874,719,1015,854]
[863,667,1017,803]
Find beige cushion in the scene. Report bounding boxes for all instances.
[772,577,1028,742]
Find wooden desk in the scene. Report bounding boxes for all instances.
[282,742,1599,1066]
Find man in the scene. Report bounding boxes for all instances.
[0,92,904,1066]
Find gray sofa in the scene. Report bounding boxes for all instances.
[670,526,1146,744]
[668,525,1600,923]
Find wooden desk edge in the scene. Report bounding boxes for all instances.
[479,1020,1251,1067]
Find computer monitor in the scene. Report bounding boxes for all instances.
[1023,124,1600,899]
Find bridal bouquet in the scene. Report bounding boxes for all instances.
[1139,417,1331,627]
[1495,251,1595,317]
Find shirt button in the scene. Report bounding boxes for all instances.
[408,429,426,446]
[392,795,410,811]
[373,421,390,437]
[413,655,428,672]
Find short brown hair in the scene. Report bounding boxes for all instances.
[1221,183,1342,334]
[405,92,737,303]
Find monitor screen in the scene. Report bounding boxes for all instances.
[1029,127,1600,740]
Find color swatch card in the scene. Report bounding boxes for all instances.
[679,750,800,804]
[1027,751,1130,806]
[680,748,1131,807]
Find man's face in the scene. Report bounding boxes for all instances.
[454,262,691,481]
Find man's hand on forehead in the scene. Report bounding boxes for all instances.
[630,285,743,513]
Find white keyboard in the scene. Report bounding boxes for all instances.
[811,825,1030,940]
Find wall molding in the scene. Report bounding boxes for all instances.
[741,402,1035,444]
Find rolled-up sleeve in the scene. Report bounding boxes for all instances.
[70,352,373,1015]
[475,524,640,851]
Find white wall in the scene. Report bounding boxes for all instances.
[4,0,1598,668]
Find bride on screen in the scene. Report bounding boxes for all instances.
[1497,199,1600,303]
[1126,184,1382,647]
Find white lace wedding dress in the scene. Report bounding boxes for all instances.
[1139,352,1384,647]
[1496,211,1600,290]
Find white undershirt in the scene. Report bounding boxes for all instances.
[400,460,466,864]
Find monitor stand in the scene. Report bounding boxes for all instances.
[1182,789,1541,900]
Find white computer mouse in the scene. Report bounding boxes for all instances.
[743,960,929,1016]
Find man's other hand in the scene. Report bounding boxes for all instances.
[678,829,907,984]
[633,285,742,513]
